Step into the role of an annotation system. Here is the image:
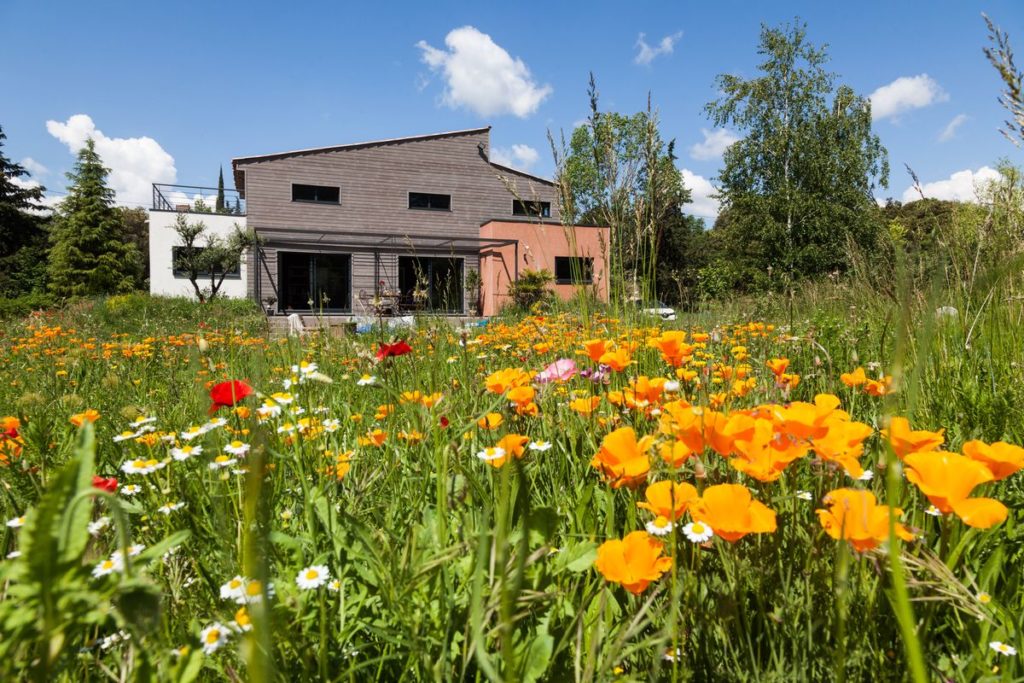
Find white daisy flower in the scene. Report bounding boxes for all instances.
[92,554,124,578]
[295,564,330,590]
[356,374,377,386]
[270,392,295,405]
[121,484,141,496]
[990,641,1017,656]
[277,423,296,435]
[924,505,943,517]
[171,444,202,461]
[796,490,813,501]
[292,361,318,376]
[224,441,250,457]
[683,521,715,543]
[6,550,21,559]
[160,434,177,443]
[977,591,992,605]
[87,516,111,536]
[236,579,273,604]
[157,502,185,515]
[287,406,306,417]
[129,416,157,428]
[663,380,681,393]
[475,447,506,462]
[220,575,247,601]
[209,455,237,470]
[199,623,231,655]
[257,401,282,419]
[120,458,165,475]
[645,516,674,536]
[323,418,341,432]
[528,441,553,452]
[327,579,341,592]
[180,426,206,441]
[282,376,299,390]
[113,430,140,443]
[856,469,874,481]
[205,417,228,431]
[6,516,25,528]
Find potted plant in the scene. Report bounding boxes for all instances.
[262,296,277,315]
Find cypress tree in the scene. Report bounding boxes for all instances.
[0,125,50,296]
[48,138,140,297]
[216,166,225,213]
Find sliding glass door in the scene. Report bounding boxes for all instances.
[397,256,463,313]
[279,252,351,312]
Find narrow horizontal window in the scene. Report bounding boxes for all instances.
[512,200,551,217]
[409,192,451,211]
[554,256,593,285]
[292,184,340,204]
[172,247,241,279]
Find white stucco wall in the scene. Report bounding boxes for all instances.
[149,211,249,298]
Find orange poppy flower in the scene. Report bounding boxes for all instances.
[864,376,894,397]
[658,440,693,467]
[689,483,777,542]
[599,348,633,372]
[816,489,914,551]
[594,530,673,594]
[809,419,873,477]
[70,409,101,427]
[648,331,694,367]
[840,367,867,387]
[962,440,1024,480]
[637,480,698,521]
[481,433,531,468]
[771,394,845,441]
[904,452,1008,528]
[569,396,602,416]
[477,413,504,430]
[507,385,536,407]
[730,418,807,482]
[582,339,609,363]
[484,368,531,395]
[766,358,789,377]
[881,417,944,459]
[590,426,653,488]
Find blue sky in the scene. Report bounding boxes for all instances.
[2,0,1022,220]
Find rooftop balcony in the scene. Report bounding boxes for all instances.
[151,183,245,216]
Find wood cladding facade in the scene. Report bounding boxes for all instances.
[235,129,559,314]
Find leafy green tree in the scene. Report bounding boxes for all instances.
[47,139,141,297]
[117,206,149,288]
[558,76,692,301]
[706,20,889,291]
[0,125,50,297]
[171,214,256,302]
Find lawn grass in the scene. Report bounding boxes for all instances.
[0,286,1022,681]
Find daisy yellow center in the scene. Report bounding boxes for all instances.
[691,523,706,534]
[654,516,670,528]
[205,629,221,643]
[305,569,319,580]
[979,593,992,604]
[229,579,242,589]
[216,455,230,463]
[231,441,243,448]
[246,581,262,596]
[102,560,114,570]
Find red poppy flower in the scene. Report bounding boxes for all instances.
[92,476,118,493]
[439,416,450,429]
[209,380,254,413]
[376,340,413,361]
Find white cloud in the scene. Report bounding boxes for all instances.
[680,168,719,219]
[938,113,968,142]
[634,31,682,66]
[869,74,949,121]
[20,157,48,178]
[901,166,1001,203]
[9,176,62,213]
[491,143,540,171]
[689,128,739,161]
[45,114,176,206]
[416,26,552,118]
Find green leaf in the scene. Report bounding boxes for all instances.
[137,530,192,563]
[552,542,598,574]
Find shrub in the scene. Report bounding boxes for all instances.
[507,268,554,310]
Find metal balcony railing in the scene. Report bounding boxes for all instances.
[152,183,245,215]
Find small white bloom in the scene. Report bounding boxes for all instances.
[121,484,141,496]
[645,517,674,536]
[356,374,377,386]
[113,430,141,443]
[924,505,943,517]
[977,591,992,605]
[327,579,341,592]
[296,565,331,590]
[323,418,341,432]
[199,623,231,655]
[129,416,157,428]
[92,554,124,578]
[6,516,25,529]
[120,458,165,475]
[475,447,506,462]
[87,516,111,536]
[205,417,228,431]
[683,521,715,543]
[223,441,250,456]
[292,361,318,376]
[157,502,185,515]
[180,426,206,441]
[209,455,237,470]
[276,423,296,435]
[796,490,813,501]
[856,469,874,481]
[220,575,247,601]
[270,392,294,405]
[990,641,1017,656]
[171,444,202,461]
[528,441,553,452]
[663,380,681,393]
[6,550,21,559]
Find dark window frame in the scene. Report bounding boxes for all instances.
[408,192,452,212]
[291,183,341,205]
[554,256,593,285]
[171,246,242,279]
[512,199,551,218]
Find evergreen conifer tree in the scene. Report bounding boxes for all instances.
[0,125,50,297]
[216,166,225,213]
[47,138,140,297]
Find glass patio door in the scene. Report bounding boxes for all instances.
[279,252,351,312]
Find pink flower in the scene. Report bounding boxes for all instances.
[537,358,578,383]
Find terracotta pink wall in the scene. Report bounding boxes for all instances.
[479,221,609,316]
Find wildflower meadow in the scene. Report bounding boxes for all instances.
[0,291,1022,682]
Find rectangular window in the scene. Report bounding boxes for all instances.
[172,247,241,279]
[292,184,340,204]
[408,192,451,211]
[554,256,593,285]
[512,200,551,217]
